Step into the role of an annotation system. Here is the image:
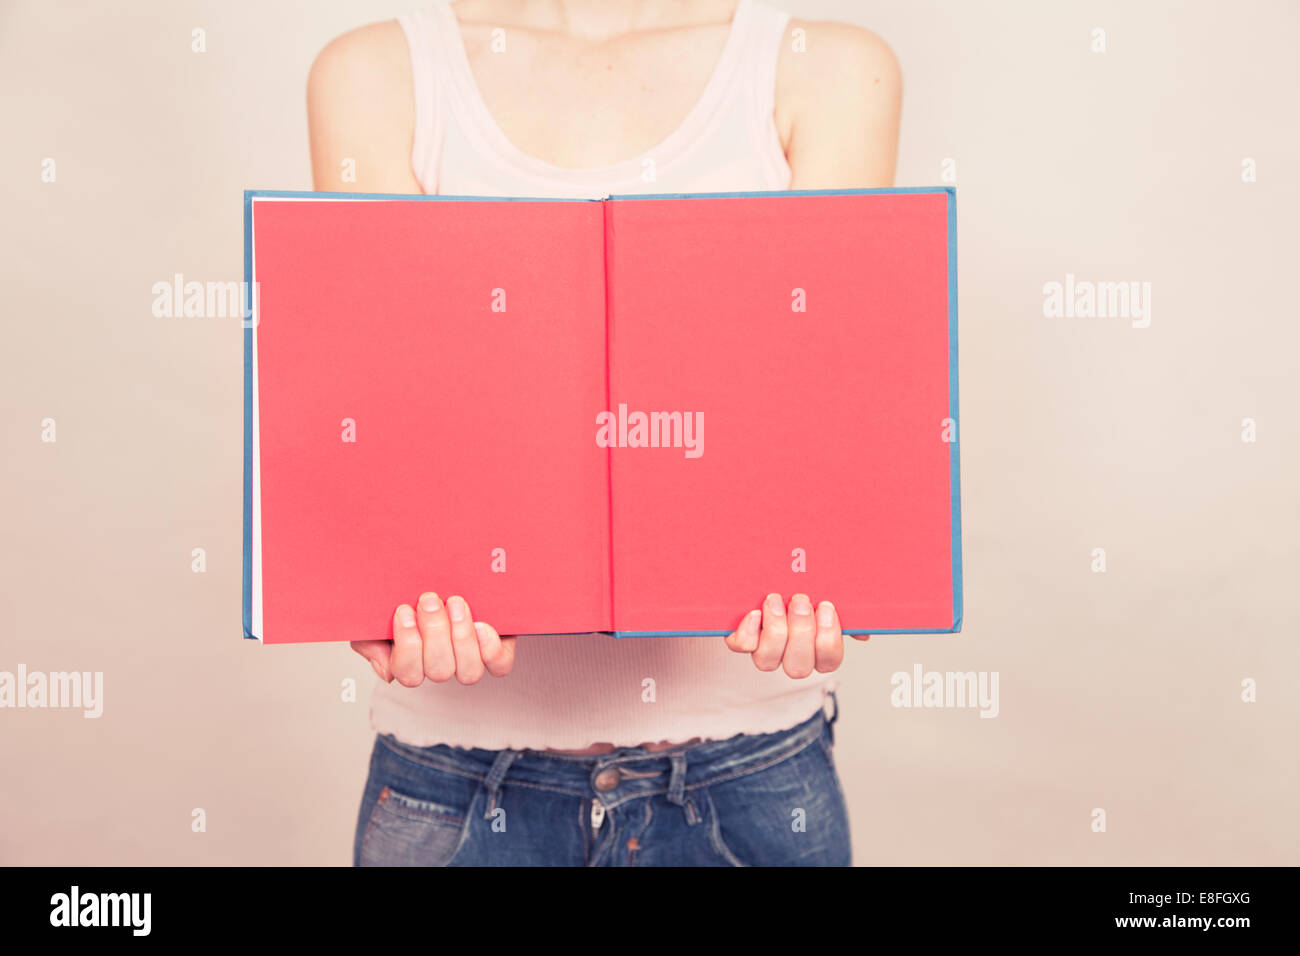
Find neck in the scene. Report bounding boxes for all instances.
[526,1,735,40]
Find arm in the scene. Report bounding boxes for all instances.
[308,22,516,685]
[776,20,902,189]
[307,21,422,195]
[720,23,900,676]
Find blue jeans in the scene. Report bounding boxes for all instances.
[353,700,851,866]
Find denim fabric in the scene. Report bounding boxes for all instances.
[353,700,851,866]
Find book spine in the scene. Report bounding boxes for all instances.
[241,192,256,640]
[602,200,617,633]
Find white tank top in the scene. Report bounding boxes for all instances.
[377,0,833,751]
[400,0,793,197]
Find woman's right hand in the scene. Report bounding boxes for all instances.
[351,593,516,686]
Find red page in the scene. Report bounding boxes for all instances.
[604,192,956,634]
[252,197,609,643]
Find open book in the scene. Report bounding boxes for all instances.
[243,187,961,643]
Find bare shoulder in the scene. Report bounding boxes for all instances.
[306,20,421,192]
[308,20,410,103]
[778,19,901,115]
[775,20,903,188]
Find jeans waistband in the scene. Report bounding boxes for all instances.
[377,694,835,814]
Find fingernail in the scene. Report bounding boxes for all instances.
[474,621,491,647]
[791,594,812,615]
[817,601,835,627]
[419,593,441,613]
[397,605,416,628]
[766,594,785,616]
[447,596,467,622]
[741,609,760,636]
[369,658,387,682]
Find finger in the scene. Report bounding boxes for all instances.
[813,601,845,673]
[446,596,485,685]
[474,621,516,677]
[850,633,871,642]
[390,603,425,687]
[351,639,393,683]
[724,609,761,653]
[752,593,788,671]
[416,592,456,682]
[782,593,817,679]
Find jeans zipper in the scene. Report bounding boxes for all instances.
[590,798,606,832]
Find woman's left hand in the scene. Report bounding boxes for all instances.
[724,593,869,677]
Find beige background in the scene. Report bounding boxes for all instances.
[2,0,1297,865]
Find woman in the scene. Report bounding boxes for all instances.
[307,0,901,866]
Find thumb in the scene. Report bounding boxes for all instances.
[351,640,394,682]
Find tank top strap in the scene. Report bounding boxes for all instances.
[396,4,461,192]
[734,1,793,186]
[736,0,793,88]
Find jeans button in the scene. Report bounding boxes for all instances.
[593,768,622,792]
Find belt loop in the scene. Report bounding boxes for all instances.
[483,749,519,819]
[666,753,687,807]
[823,690,839,745]
[666,753,701,825]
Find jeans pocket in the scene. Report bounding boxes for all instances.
[704,731,852,867]
[702,788,749,867]
[358,785,473,867]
